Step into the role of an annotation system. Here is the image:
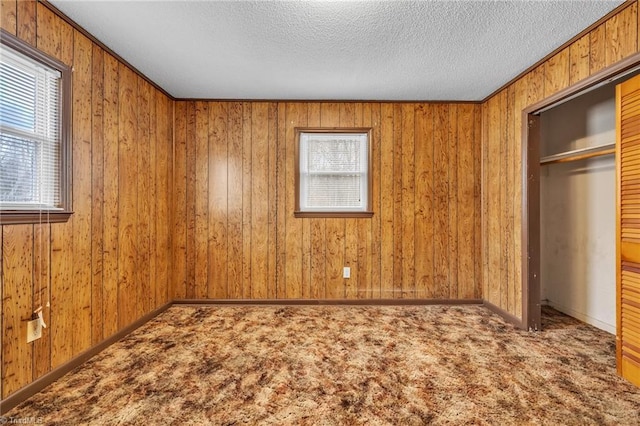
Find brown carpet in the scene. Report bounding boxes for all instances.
[4,305,640,425]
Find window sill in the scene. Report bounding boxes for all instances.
[0,211,73,225]
[294,211,374,219]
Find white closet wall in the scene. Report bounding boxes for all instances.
[540,84,616,334]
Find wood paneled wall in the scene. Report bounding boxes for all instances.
[0,1,174,399]
[172,102,482,301]
[481,2,639,319]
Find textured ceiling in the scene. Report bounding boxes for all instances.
[49,0,625,101]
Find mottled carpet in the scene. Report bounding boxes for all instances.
[4,305,640,425]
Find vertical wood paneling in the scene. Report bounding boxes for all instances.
[32,223,50,379]
[16,0,36,46]
[308,103,324,299]
[605,3,638,66]
[380,104,394,298]
[117,64,138,328]
[370,104,382,299]
[71,32,92,354]
[1,0,16,34]
[102,53,119,337]
[173,102,187,299]
[433,105,450,298]
[415,104,434,298]
[569,34,590,86]
[137,79,152,313]
[457,104,476,299]
[91,44,104,345]
[242,103,252,299]
[2,6,174,399]
[447,106,458,299]
[227,102,243,299]
[251,103,269,299]
[2,225,33,396]
[208,102,228,299]
[590,24,607,75]
[194,101,209,299]
[401,104,415,298]
[185,102,196,299]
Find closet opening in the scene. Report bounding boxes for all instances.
[522,52,640,332]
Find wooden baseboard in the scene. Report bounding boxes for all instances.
[0,302,172,415]
[173,298,484,306]
[483,300,525,330]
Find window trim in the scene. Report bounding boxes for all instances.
[0,29,72,225]
[294,127,373,218]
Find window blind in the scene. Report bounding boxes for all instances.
[0,45,62,210]
[300,133,368,211]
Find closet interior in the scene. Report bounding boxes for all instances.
[538,74,638,334]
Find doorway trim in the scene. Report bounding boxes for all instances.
[521,51,640,331]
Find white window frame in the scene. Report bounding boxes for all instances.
[0,29,72,225]
[295,128,373,218]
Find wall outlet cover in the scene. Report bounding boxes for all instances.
[343,267,351,278]
[27,319,42,343]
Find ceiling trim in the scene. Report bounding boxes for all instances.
[39,0,175,100]
[175,98,482,104]
[481,0,636,103]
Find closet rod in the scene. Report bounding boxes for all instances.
[540,143,615,165]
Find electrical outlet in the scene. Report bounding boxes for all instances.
[343,267,351,278]
[27,318,42,343]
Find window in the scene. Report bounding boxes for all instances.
[0,29,71,224]
[295,128,373,218]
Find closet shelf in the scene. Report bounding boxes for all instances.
[540,143,615,165]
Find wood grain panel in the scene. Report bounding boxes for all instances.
[135,79,151,313]
[380,104,395,298]
[2,225,33,397]
[32,223,50,380]
[173,102,187,299]
[2,6,174,400]
[71,32,93,354]
[208,102,229,299]
[251,103,269,299]
[117,64,138,328]
[433,104,450,298]
[194,101,209,298]
[569,34,590,86]
[227,102,243,299]
[415,104,434,298]
[242,103,253,299]
[16,0,36,46]
[91,43,104,345]
[102,53,119,337]
[1,0,16,34]
[185,102,196,299]
[401,104,416,298]
[605,3,637,66]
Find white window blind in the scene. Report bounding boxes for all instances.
[0,44,62,211]
[299,132,368,212]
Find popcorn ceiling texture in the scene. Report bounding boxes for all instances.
[49,0,623,100]
[6,305,640,424]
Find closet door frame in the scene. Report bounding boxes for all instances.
[521,52,640,331]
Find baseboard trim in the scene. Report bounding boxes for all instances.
[173,298,484,306]
[483,301,525,330]
[0,301,172,415]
